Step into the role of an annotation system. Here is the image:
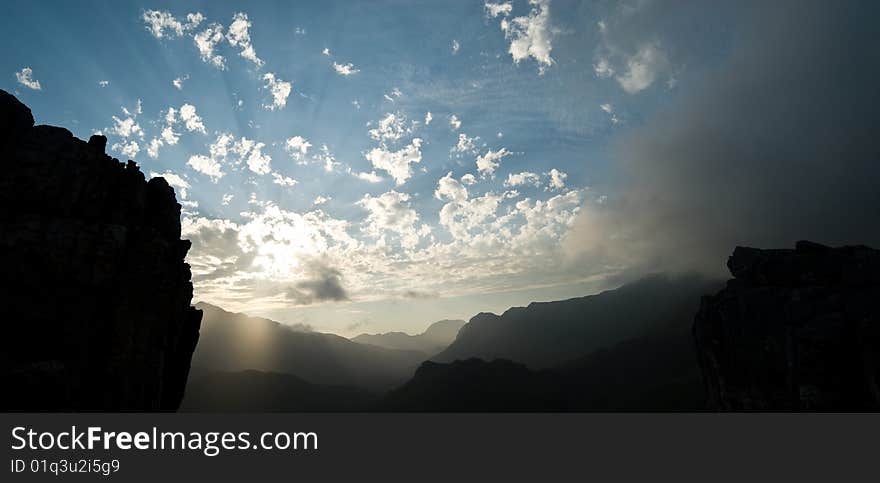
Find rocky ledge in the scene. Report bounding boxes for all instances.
[0,89,201,411]
[694,241,880,410]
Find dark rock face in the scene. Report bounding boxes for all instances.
[0,89,201,411]
[694,241,880,411]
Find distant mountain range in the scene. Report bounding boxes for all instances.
[352,319,465,356]
[187,303,426,391]
[433,274,719,369]
[182,275,721,411]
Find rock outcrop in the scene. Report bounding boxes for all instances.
[0,89,201,411]
[694,241,880,410]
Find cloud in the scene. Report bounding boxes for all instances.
[451,133,480,156]
[262,72,291,110]
[355,171,383,183]
[98,80,109,87]
[546,168,566,190]
[424,112,433,125]
[332,62,360,76]
[504,171,540,188]
[435,172,469,202]
[460,173,477,185]
[322,47,330,56]
[369,112,412,143]
[286,262,350,305]
[179,103,207,133]
[194,23,227,69]
[142,10,185,38]
[15,67,41,90]
[111,140,140,159]
[226,12,263,68]
[476,147,511,177]
[271,172,297,186]
[172,75,188,90]
[245,142,272,175]
[110,115,143,138]
[365,138,423,185]
[358,191,430,249]
[497,0,555,73]
[187,154,224,182]
[616,43,668,94]
[452,39,460,54]
[284,136,312,162]
[565,0,880,277]
[313,196,331,205]
[485,1,513,18]
[449,114,461,130]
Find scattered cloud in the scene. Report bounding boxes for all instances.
[449,114,461,130]
[284,135,312,162]
[332,62,360,76]
[494,0,555,73]
[546,168,566,190]
[365,138,423,185]
[358,191,430,249]
[484,2,513,18]
[504,171,540,188]
[172,75,189,90]
[98,80,109,87]
[452,39,460,54]
[187,154,224,182]
[262,72,291,110]
[476,147,511,177]
[179,103,207,133]
[15,67,41,90]
[226,12,263,68]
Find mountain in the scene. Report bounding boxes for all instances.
[191,302,426,391]
[352,319,466,356]
[433,274,721,369]
[1,90,200,411]
[382,311,706,411]
[180,368,375,412]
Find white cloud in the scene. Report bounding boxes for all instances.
[425,112,433,125]
[452,39,460,54]
[194,23,227,69]
[187,154,224,182]
[358,191,430,249]
[449,114,461,130]
[246,142,272,175]
[322,47,330,56]
[460,173,477,185]
[546,168,567,190]
[497,0,555,73]
[313,196,331,205]
[98,80,109,87]
[226,12,263,68]
[271,172,298,186]
[179,103,207,134]
[284,136,312,162]
[332,62,360,76]
[172,75,188,90]
[365,138,423,185]
[355,171,383,183]
[435,172,469,202]
[262,72,291,110]
[616,43,668,94]
[451,133,480,155]
[15,67,41,90]
[142,10,185,39]
[161,125,180,145]
[600,103,613,113]
[476,147,511,177]
[221,193,234,205]
[504,171,541,187]
[110,115,143,138]
[112,140,140,159]
[149,171,190,199]
[147,138,163,159]
[485,2,513,18]
[369,112,412,143]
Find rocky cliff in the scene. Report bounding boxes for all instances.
[0,89,201,411]
[694,241,880,410]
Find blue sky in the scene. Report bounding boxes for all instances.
[2,0,744,335]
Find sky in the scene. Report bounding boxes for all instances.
[3,1,877,336]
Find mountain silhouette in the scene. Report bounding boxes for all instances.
[1,90,200,411]
[434,274,720,369]
[191,302,426,391]
[352,319,465,356]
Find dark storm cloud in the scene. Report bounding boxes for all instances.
[285,262,350,305]
[566,0,880,277]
